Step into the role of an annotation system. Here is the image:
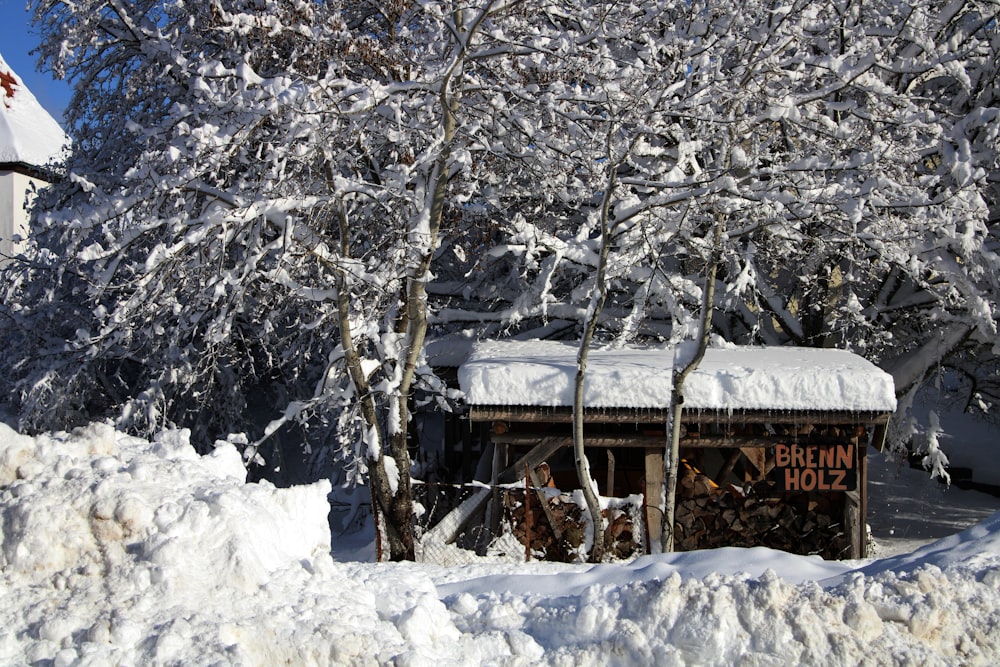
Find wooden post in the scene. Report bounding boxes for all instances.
[844,434,864,559]
[489,442,507,537]
[645,448,664,549]
[606,450,616,497]
[524,463,532,561]
[859,432,870,557]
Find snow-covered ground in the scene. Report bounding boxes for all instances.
[2,420,1000,666]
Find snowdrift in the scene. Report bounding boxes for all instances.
[2,423,1000,665]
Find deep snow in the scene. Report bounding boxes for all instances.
[2,421,1000,666]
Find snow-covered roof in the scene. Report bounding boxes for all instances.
[680,345,897,413]
[0,53,68,168]
[459,340,675,410]
[458,340,897,413]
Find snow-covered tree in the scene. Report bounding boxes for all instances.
[463,1,999,433]
[2,0,998,560]
[5,0,539,560]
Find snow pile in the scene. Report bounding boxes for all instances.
[0,54,68,167]
[3,422,1000,665]
[445,559,1000,665]
[0,423,389,665]
[459,340,897,413]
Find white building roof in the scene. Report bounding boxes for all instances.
[0,53,68,168]
[458,340,897,414]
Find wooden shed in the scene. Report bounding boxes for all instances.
[455,340,896,560]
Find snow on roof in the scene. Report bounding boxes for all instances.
[681,345,897,413]
[458,340,897,413]
[0,53,68,168]
[459,340,676,409]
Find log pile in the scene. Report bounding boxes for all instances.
[502,489,643,562]
[673,464,851,559]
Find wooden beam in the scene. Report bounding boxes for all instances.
[495,437,568,485]
[428,437,569,549]
[859,441,869,557]
[486,442,506,550]
[606,450,616,497]
[492,433,664,448]
[469,405,892,427]
[869,421,890,452]
[528,467,565,544]
[679,410,893,426]
[644,449,664,549]
[470,406,671,423]
[492,432,877,449]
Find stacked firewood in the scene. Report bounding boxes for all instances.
[673,465,851,559]
[502,489,643,561]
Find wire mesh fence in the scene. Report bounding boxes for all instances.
[410,479,648,564]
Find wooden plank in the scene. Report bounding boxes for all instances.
[469,405,892,427]
[859,440,869,557]
[493,433,664,448]
[420,487,491,547]
[528,467,565,543]
[606,450,616,497]
[492,432,875,450]
[469,406,671,423]
[644,449,664,548]
[741,447,767,482]
[495,437,568,485]
[486,442,506,552]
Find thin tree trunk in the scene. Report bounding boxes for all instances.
[573,166,617,564]
[662,222,722,552]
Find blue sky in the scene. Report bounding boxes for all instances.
[0,0,73,122]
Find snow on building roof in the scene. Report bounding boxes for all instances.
[0,53,68,168]
[459,340,676,410]
[680,345,897,413]
[458,340,897,414]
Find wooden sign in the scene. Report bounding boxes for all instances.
[773,442,856,492]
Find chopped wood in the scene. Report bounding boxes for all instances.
[670,466,852,559]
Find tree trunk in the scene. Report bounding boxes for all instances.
[662,222,721,552]
[572,166,617,564]
[334,197,417,561]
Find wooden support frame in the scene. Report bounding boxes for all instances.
[464,406,891,560]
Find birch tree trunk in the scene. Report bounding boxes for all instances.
[573,169,617,564]
[662,222,722,552]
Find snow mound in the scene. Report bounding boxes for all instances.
[0,423,328,591]
[3,421,1000,665]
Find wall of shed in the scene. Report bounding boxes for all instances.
[0,169,45,261]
